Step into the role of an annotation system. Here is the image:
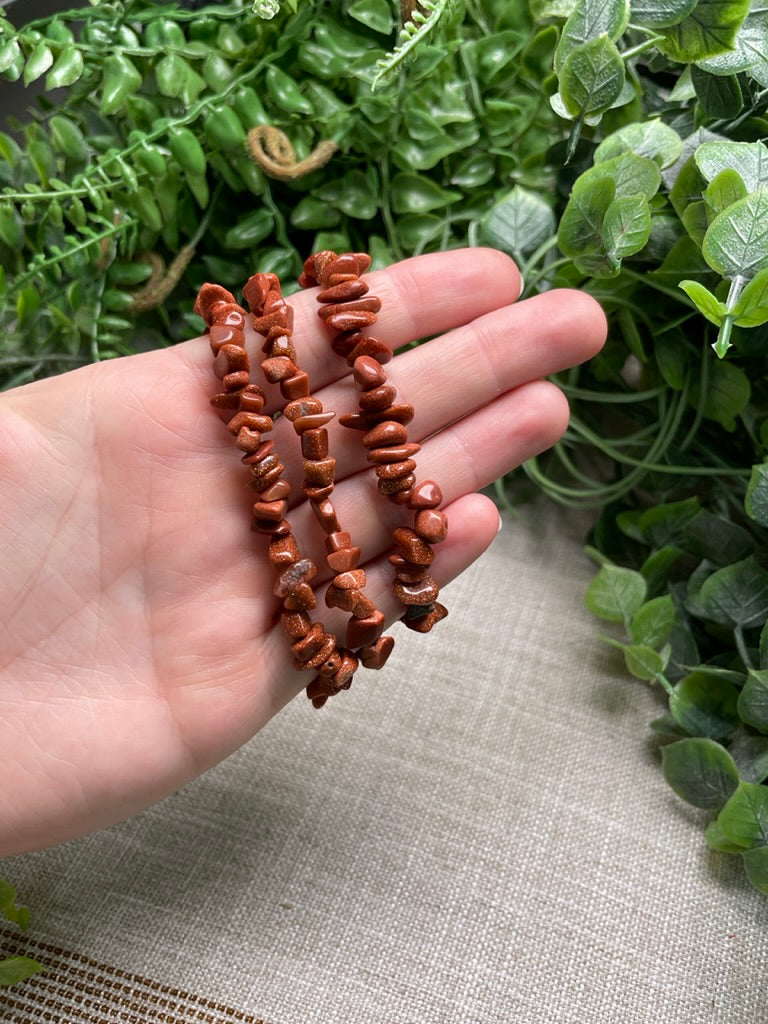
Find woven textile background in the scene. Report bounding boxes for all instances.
[2,500,767,1024]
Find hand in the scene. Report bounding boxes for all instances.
[0,248,605,856]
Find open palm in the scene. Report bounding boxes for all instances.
[0,249,605,856]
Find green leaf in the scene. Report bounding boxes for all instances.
[558,175,616,257]
[684,508,755,566]
[679,279,726,325]
[559,35,626,118]
[713,781,768,848]
[127,186,162,233]
[17,286,40,326]
[584,564,647,623]
[732,267,768,327]
[290,196,341,231]
[0,956,43,988]
[0,880,29,929]
[708,189,768,282]
[691,65,742,118]
[689,350,750,428]
[204,107,246,152]
[696,7,768,85]
[314,169,379,219]
[45,43,84,89]
[654,333,688,390]
[23,39,53,85]
[450,151,496,189]
[640,545,684,593]
[737,669,768,733]
[743,846,768,894]
[390,173,461,214]
[630,595,677,647]
[222,208,273,249]
[661,737,740,809]
[695,140,768,194]
[705,817,747,853]
[657,0,751,62]
[532,0,579,18]
[0,202,23,250]
[555,0,631,72]
[593,120,683,167]
[745,463,768,526]
[155,54,205,104]
[630,0,697,27]
[575,152,662,201]
[669,671,740,740]
[167,127,206,177]
[101,54,142,115]
[481,186,556,259]
[623,642,667,679]
[0,38,23,76]
[696,556,768,629]
[392,123,480,170]
[639,497,701,547]
[703,168,749,220]
[348,0,394,34]
[266,65,313,115]
[49,115,87,162]
[396,213,445,251]
[602,194,651,259]
[729,730,768,783]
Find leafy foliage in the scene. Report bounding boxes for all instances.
[2,0,768,897]
[522,0,768,897]
[0,0,557,387]
[0,880,43,988]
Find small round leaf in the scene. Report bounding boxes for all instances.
[584,564,647,623]
[737,670,768,734]
[602,194,652,259]
[714,781,768,849]
[702,190,768,281]
[669,671,740,740]
[661,737,740,809]
[560,35,626,118]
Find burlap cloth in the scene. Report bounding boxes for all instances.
[1,499,766,1024]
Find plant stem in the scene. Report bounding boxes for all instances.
[679,338,708,452]
[621,32,665,61]
[735,625,755,671]
[655,672,675,698]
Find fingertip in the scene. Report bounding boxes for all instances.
[507,378,571,460]
[466,247,524,305]
[440,491,505,566]
[552,287,608,358]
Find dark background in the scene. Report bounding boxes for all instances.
[3,0,71,123]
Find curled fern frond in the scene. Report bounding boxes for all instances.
[371,0,457,90]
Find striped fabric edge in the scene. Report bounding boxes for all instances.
[0,929,267,1024]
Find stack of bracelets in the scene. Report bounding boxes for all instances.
[193,250,448,708]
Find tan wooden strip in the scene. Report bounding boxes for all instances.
[0,930,267,1024]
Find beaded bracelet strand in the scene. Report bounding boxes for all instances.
[193,250,446,707]
[299,251,448,634]
[193,282,361,709]
[241,271,395,676]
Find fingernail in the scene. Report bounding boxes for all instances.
[516,273,525,299]
[497,512,504,533]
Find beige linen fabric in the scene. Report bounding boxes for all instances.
[2,499,767,1024]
